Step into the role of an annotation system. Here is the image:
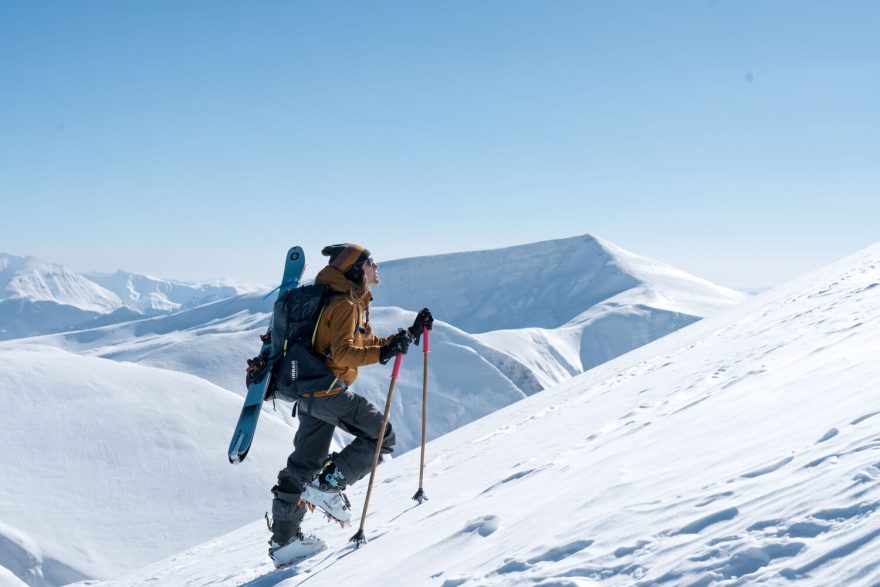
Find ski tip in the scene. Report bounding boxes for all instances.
[287,246,304,262]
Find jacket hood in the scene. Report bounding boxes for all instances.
[315,265,372,302]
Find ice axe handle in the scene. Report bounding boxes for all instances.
[423,327,430,353]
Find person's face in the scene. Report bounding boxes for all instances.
[363,257,380,286]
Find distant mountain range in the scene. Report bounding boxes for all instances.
[0,253,261,340]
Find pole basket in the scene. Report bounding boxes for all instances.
[350,528,367,547]
[412,487,429,504]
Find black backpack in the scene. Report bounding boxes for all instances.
[266,284,343,402]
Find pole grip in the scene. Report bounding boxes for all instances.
[423,327,430,353]
[391,353,403,380]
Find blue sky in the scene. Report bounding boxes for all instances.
[1,1,877,288]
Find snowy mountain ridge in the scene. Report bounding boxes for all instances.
[0,253,121,312]
[375,234,744,333]
[0,252,263,340]
[379,235,745,386]
[102,242,880,587]
[85,269,262,315]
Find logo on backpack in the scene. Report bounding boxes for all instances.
[290,359,298,382]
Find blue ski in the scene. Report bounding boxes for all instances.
[228,246,305,464]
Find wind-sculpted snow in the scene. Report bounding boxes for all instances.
[102,243,880,586]
[0,345,297,583]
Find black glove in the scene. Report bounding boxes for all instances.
[379,330,411,365]
[408,308,434,345]
[246,350,270,386]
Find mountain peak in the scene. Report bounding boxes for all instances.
[0,252,121,313]
[375,235,743,333]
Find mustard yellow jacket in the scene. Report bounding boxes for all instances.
[312,265,394,387]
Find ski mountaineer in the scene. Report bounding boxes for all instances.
[269,243,434,566]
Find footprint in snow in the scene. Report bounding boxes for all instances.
[695,491,734,507]
[780,526,880,580]
[740,456,794,479]
[526,540,594,564]
[674,507,739,535]
[614,540,650,558]
[783,522,832,538]
[493,540,594,575]
[480,467,547,495]
[853,463,880,485]
[811,501,880,522]
[747,518,832,539]
[816,428,839,443]
[712,543,805,580]
[851,411,880,426]
[456,515,500,538]
[806,436,880,469]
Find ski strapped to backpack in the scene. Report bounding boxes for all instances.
[229,246,305,464]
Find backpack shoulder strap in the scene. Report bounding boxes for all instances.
[310,289,349,348]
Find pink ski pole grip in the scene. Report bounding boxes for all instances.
[391,353,403,379]
[423,327,430,353]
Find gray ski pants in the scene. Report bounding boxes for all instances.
[273,389,396,504]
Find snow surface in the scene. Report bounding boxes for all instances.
[0,345,299,584]
[100,243,880,586]
[22,299,535,455]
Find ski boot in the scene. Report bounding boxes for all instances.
[266,499,325,568]
[300,460,352,526]
[268,532,326,568]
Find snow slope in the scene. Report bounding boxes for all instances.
[105,243,880,586]
[375,234,744,333]
[380,235,745,385]
[25,298,538,455]
[0,345,298,584]
[15,236,747,462]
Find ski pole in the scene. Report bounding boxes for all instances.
[350,348,405,546]
[412,327,429,504]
